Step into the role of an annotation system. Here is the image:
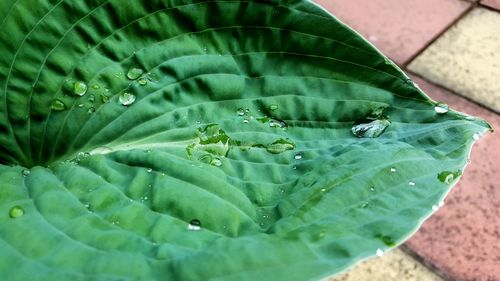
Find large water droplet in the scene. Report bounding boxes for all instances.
[434,103,449,114]
[127,68,144,80]
[119,92,136,106]
[352,119,390,138]
[9,206,24,218]
[265,138,295,154]
[187,124,231,158]
[51,99,66,111]
[188,219,201,231]
[73,81,88,96]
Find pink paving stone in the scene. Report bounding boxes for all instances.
[404,75,500,281]
[482,0,500,10]
[314,0,470,65]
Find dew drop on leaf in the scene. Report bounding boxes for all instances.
[127,68,144,80]
[73,81,88,96]
[146,168,152,173]
[21,169,30,177]
[88,94,95,103]
[188,219,201,231]
[269,119,287,130]
[92,84,100,90]
[138,77,148,86]
[369,186,375,192]
[432,205,439,211]
[390,167,397,173]
[9,206,24,218]
[473,132,481,140]
[408,182,415,186]
[269,104,279,111]
[434,103,449,114]
[236,108,245,116]
[376,248,384,257]
[119,92,136,106]
[210,157,222,167]
[50,99,66,111]
[437,170,462,184]
[87,107,95,114]
[294,153,302,160]
[351,119,390,138]
[265,138,295,154]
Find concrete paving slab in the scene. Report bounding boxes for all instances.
[482,0,500,10]
[408,8,500,113]
[314,0,469,65]
[327,249,443,281]
[404,75,500,281]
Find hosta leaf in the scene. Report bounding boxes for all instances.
[0,0,491,280]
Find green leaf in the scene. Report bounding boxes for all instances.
[0,0,491,280]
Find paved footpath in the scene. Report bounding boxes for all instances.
[314,1,500,280]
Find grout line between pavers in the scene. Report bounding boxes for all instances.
[405,70,500,116]
[400,245,454,281]
[402,3,475,67]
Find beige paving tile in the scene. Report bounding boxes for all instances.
[408,8,500,112]
[326,249,443,281]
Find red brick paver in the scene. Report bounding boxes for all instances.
[314,0,470,65]
[482,0,500,10]
[404,75,500,281]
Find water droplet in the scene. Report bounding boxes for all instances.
[294,154,302,160]
[195,121,201,124]
[438,201,444,207]
[292,166,297,170]
[119,92,136,106]
[146,168,152,173]
[92,84,100,90]
[73,81,88,96]
[352,119,390,138]
[22,169,30,177]
[265,138,295,154]
[269,104,279,111]
[376,248,384,257]
[236,108,245,116]
[127,68,144,80]
[87,107,95,114]
[434,103,449,114]
[473,133,481,140]
[432,205,439,211]
[138,77,148,86]
[210,157,222,167]
[140,196,149,202]
[467,159,471,165]
[361,202,369,208]
[320,188,326,192]
[408,182,415,186]
[188,219,201,231]
[242,119,249,124]
[77,103,84,108]
[437,170,462,184]
[88,94,95,103]
[101,94,109,103]
[390,168,397,173]
[369,186,375,192]
[84,203,90,209]
[9,206,24,218]
[269,119,287,130]
[51,99,66,111]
